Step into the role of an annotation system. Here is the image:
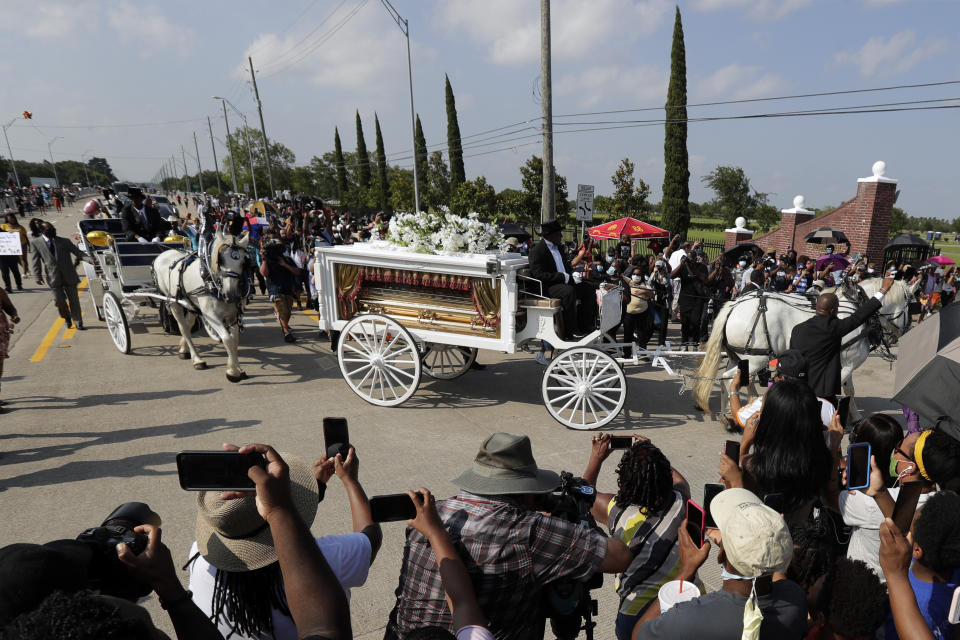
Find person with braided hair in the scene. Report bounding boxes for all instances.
[582,434,690,640]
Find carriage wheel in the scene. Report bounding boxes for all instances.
[337,314,422,407]
[103,292,131,354]
[421,343,477,380]
[542,347,627,430]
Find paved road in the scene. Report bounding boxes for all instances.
[0,198,907,638]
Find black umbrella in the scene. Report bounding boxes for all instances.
[499,222,531,241]
[722,242,763,261]
[804,226,849,244]
[884,233,930,250]
[893,302,960,441]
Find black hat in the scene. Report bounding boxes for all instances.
[540,220,562,236]
[0,541,92,625]
[128,187,144,199]
[770,349,808,380]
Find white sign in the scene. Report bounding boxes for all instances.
[0,232,22,256]
[576,184,594,222]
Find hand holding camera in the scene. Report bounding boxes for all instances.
[115,524,184,603]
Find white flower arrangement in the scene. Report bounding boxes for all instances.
[387,211,505,255]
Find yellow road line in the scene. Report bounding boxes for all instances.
[61,278,89,340]
[30,277,89,359]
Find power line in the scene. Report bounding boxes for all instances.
[253,0,350,73]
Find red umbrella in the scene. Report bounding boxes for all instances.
[588,217,669,240]
[927,255,955,266]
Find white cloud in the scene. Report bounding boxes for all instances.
[108,2,194,57]
[435,0,672,66]
[696,64,788,99]
[831,30,949,77]
[691,0,813,21]
[0,1,91,37]
[555,65,668,109]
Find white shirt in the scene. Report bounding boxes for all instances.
[736,395,835,428]
[545,240,569,283]
[188,533,371,640]
[668,249,686,271]
[840,488,932,580]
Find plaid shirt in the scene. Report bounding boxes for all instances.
[385,492,607,640]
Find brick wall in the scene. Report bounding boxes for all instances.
[751,178,895,262]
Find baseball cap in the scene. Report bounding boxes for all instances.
[769,349,808,380]
[710,488,793,578]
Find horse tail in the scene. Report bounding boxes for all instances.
[693,299,737,412]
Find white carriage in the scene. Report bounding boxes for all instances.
[313,243,641,429]
[77,218,190,354]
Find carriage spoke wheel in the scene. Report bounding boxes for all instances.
[337,314,422,407]
[542,347,626,430]
[103,292,131,354]
[421,343,476,380]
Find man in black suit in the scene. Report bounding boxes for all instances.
[120,188,170,242]
[528,220,596,339]
[789,275,895,402]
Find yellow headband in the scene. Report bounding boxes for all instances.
[915,430,933,483]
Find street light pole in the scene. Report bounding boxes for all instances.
[47,136,63,187]
[380,0,420,213]
[2,118,21,188]
[81,150,93,187]
[193,131,204,193]
[219,99,239,195]
[213,96,258,200]
[248,56,275,198]
[207,116,222,194]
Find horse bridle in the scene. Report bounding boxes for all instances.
[213,242,248,303]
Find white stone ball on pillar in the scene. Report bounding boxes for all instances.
[872,161,886,178]
[734,216,747,229]
[793,195,805,210]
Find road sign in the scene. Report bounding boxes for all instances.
[576,184,594,222]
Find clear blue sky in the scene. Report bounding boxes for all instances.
[1,0,957,218]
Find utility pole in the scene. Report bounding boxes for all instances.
[207,116,222,194]
[81,150,93,187]
[2,119,21,188]
[248,56,274,198]
[540,0,555,224]
[221,100,239,195]
[242,125,258,201]
[48,136,63,187]
[181,146,189,194]
[193,132,204,193]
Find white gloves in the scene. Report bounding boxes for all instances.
[137,237,149,244]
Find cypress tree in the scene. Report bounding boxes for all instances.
[334,127,347,200]
[445,75,466,187]
[355,110,370,189]
[414,114,428,211]
[661,6,690,238]
[374,113,390,211]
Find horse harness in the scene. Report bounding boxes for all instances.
[162,244,249,330]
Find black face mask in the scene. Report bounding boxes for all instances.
[43,228,57,239]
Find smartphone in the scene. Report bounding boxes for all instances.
[737,360,750,388]
[949,586,960,625]
[724,440,741,464]
[686,499,705,549]
[892,481,925,535]
[323,417,350,459]
[702,483,724,529]
[763,492,785,514]
[837,397,852,429]
[370,493,418,523]
[608,435,634,450]
[846,442,872,490]
[176,451,267,491]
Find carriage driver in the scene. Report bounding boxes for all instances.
[528,219,597,340]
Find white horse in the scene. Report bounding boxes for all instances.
[693,278,917,417]
[153,229,251,382]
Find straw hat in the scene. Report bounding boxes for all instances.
[195,453,317,572]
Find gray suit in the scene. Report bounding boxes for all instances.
[30,235,89,324]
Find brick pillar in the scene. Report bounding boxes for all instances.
[779,211,815,254]
[724,229,754,249]
[852,179,897,263]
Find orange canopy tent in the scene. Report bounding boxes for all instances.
[588,217,669,240]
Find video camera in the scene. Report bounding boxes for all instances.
[75,502,160,600]
[538,472,603,640]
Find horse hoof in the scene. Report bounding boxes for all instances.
[178,352,190,360]
[226,371,247,383]
[194,362,208,370]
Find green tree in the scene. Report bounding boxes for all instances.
[889,206,908,236]
[610,157,651,219]
[334,127,347,200]
[496,188,529,221]
[426,150,450,210]
[445,75,466,187]
[374,114,390,211]
[355,110,370,189]
[221,125,296,195]
[414,114,428,210]
[87,157,117,184]
[661,6,690,237]
[389,168,415,211]
[451,176,498,217]
[701,165,775,230]
[519,155,569,225]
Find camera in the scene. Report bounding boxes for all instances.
[75,502,160,600]
[262,240,286,261]
[538,472,602,640]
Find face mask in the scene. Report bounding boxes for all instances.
[606,255,614,263]
[721,566,754,582]
[867,269,875,274]
[632,275,642,284]
[43,227,56,238]
[739,262,747,268]
[606,266,616,276]
[777,271,785,277]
